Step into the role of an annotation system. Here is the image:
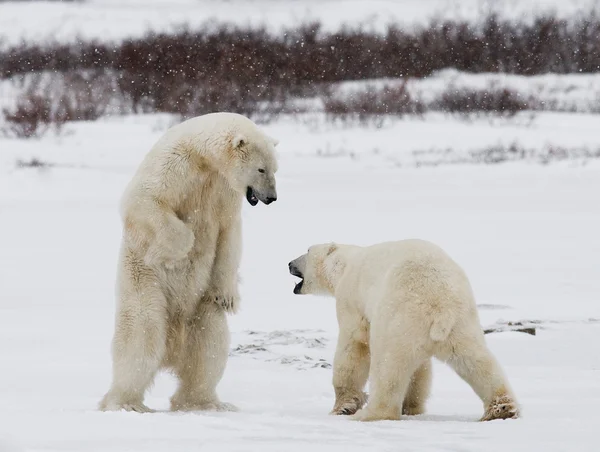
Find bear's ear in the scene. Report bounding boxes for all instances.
[269,136,279,147]
[326,243,338,256]
[232,134,246,150]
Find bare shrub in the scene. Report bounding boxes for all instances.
[412,143,600,166]
[0,11,598,125]
[55,71,119,121]
[323,81,424,124]
[2,70,126,138]
[431,87,533,115]
[2,93,58,139]
[156,79,290,124]
[2,12,600,84]
[15,158,53,169]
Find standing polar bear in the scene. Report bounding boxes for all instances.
[289,239,520,422]
[100,112,278,413]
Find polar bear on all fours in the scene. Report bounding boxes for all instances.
[100,112,279,413]
[289,239,520,422]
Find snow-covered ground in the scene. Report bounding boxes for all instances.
[0,0,597,46]
[0,116,599,451]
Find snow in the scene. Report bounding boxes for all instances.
[0,0,598,46]
[0,116,599,451]
[1,0,599,448]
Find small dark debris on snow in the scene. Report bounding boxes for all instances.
[16,158,53,169]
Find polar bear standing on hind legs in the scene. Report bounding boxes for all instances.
[100,112,279,413]
[289,239,520,422]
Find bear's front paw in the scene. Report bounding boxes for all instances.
[331,391,368,416]
[145,224,194,268]
[99,393,155,413]
[164,223,195,260]
[481,395,520,421]
[205,289,240,314]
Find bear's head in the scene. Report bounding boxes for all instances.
[225,127,279,207]
[288,243,341,296]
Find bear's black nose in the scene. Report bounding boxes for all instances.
[265,196,277,205]
[289,262,303,278]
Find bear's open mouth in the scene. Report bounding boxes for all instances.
[289,265,304,294]
[293,278,304,294]
[246,187,259,206]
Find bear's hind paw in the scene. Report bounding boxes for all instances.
[350,408,401,422]
[481,395,520,421]
[173,401,239,412]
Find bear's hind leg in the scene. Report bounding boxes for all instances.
[352,316,428,422]
[438,330,520,421]
[402,359,432,416]
[99,283,168,413]
[170,301,236,412]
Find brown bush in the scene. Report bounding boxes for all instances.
[2,70,124,138]
[431,87,533,115]
[2,93,57,139]
[2,12,600,86]
[323,81,424,124]
[413,143,600,166]
[1,12,598,127]
[15,158,53,169]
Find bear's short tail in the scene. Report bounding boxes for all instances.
[429,311,456,342]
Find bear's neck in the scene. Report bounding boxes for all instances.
[323,254,348,295]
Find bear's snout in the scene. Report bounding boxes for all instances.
[265,196,277,204]
[288,261,303,278]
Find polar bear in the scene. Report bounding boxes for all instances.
[289,239,520,422]
[99,112,278,413]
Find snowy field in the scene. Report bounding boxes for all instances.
[0,115,599,451]
[1,0,600,450]
[0,0,598,46]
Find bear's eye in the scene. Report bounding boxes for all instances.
[258,168,266,173]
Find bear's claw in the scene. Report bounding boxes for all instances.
[402,404,426,416]
[205,291,239,313]
[336,407,355,415]
[331,392,368,416]
[99,399,155,413]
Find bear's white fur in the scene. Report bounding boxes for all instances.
[289,239,520,422]
[100,112,278,413]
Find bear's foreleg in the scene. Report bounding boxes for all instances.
[125,200,194,269]
[169,302,237,412]
[331,314,370,416]
[204,217,242,314]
